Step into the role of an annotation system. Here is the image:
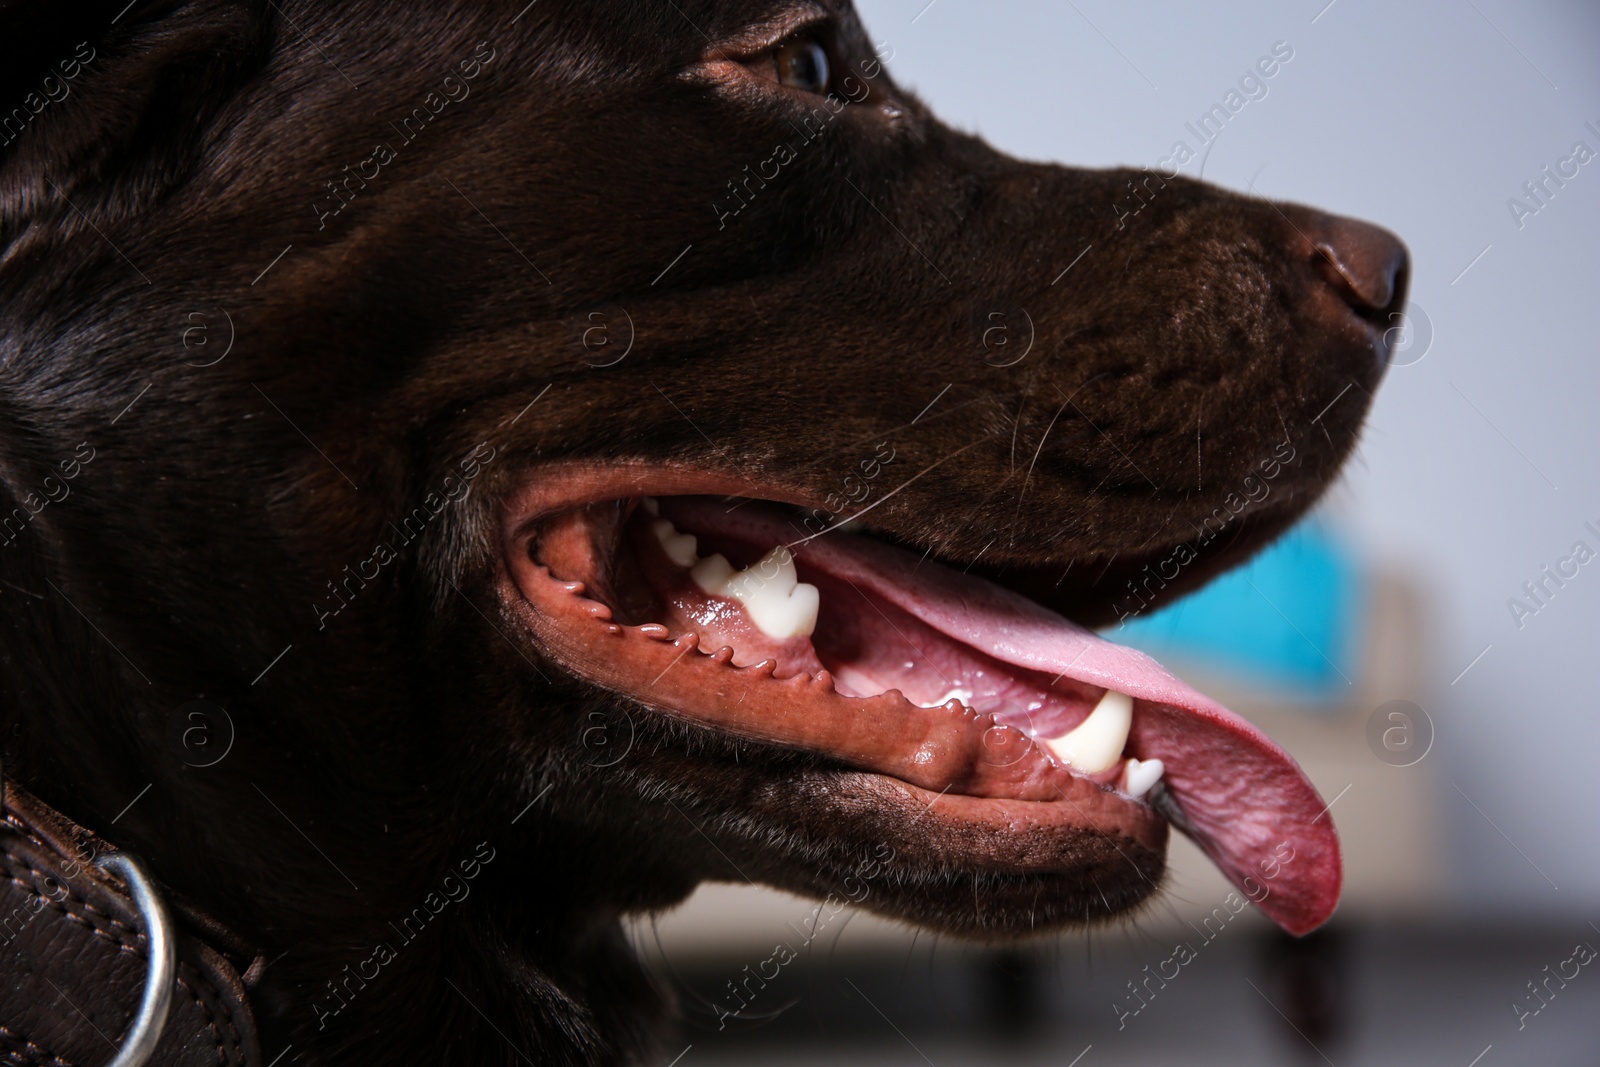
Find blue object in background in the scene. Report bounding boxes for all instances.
[1110,518,1363,701]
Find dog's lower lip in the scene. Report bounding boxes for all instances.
[497,462,1343,934]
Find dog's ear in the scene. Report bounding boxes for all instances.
[0,0,267,218]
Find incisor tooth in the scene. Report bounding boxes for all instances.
[1123,757,1165,798]
[1044,689,1133,774]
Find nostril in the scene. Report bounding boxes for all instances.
[1308,215,1410,317]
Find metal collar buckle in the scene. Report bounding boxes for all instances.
[4,759,176,1067]
[94,852,177,1067]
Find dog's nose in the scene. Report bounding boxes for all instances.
[1303,213,1409,319]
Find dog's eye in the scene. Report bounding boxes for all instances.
[773,38,830,94]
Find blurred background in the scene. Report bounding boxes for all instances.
[627,2,1600,1063]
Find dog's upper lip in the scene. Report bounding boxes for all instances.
[497,461,1342,935]
[959,499,1312,631]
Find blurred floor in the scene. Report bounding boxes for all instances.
[652,922,1600,1066]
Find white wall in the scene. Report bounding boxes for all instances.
[853,0,1600,913]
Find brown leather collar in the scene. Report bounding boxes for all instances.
[1,779,264,1067]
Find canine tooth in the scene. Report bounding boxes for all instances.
[691,546,819,639]
[1124,757,1165,799]
[641,497,660,516]
[1044,689,1133,774]
[651,519,700,568]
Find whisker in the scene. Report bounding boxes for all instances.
[786,434,993,549]
[843,396,987,448]
[1009,392,1029,473]
[1020,394,1074,498]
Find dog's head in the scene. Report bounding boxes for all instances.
[0,0,1405,1060]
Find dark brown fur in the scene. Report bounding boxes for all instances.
[0,2,1392,1063]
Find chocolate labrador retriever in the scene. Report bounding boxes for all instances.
[0,0,1407,1063]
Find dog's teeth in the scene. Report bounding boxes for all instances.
[1043,689,1133,774]
[1123,757,1165,798]
[728,546,797,597]
[641,497,660,517]
[924,686,974,710]
[740,549,819,639]
[690,552,736,591]
[691,546,819,639]
[655,508,820,639]
[651,519,700,568]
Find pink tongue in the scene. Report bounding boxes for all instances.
[664,498,1342,935]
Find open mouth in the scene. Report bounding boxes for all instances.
[501,465,1341,936]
